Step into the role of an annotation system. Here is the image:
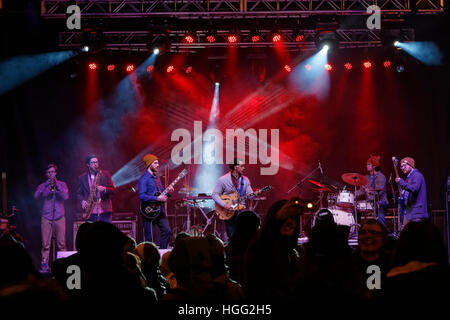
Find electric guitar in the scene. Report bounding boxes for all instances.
[140,169,188,220]
[392,157,406,220]
[215,185,272,220]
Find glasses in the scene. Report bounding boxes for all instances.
[360,229,382,236]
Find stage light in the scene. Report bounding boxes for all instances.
[107,64,115,71]
[206,35,216,43]
[88,62,97,70]
[251,35,261,43]
[215,82,220,86]
[383,60,392,68]
[315,30,338,51]
[147,65,154,73]
[307,202,313,209]
[323,44,329,51]
[185,66,192,74]
[227,34,238,43]
[394,41,400,47]
[363,61,372,69]
[126,64,135,72]
[184,34,195,44]
[272,33,282,43]
[153,48,160,55]
[324,64,332,71]
[305,64,312,71]
[396,65,405,73]
[284,65,292,72]
[344,62,353,70]
[82,46,90,52]
[166,65,174,73]
[295,34,305,42]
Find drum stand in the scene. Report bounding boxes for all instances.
[351,178,360,236]
[191,199,216,236]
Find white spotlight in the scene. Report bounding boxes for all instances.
[82,46,90,52]
[323,44,329,51]
[153,48,160,55]
[394,41,400,47]
[215,82,220,86]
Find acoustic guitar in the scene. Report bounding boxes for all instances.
[215,185,272,220]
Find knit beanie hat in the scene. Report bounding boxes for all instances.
[143,154,158,167]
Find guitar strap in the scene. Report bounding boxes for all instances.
[155,177,162,192]
[239,176,245,197]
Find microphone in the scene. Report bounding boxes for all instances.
[318,160,323,175]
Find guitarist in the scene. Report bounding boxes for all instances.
[77,155,115,223]
[394,157,429,227]
[138,154,173,249]
[212,158,255,241]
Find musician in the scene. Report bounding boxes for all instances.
[212,159,254,241]
[77,155,115,223]
[138,154,173,249]
[33,164,68,272]
[355,155,388,225]
[395,157,428,226]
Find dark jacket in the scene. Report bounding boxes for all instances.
[397,169,428,220]
[77,171,115,212]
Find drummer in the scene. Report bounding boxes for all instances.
[355,155,388,225]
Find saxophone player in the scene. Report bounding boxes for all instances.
[77,155,115,223]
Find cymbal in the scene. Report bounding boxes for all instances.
[341,173,369,187]
[308,179,334,192]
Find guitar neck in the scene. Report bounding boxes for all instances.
[392,160,403,195]
[161,175,183,196]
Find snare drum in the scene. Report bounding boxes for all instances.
[336,191,355,208]
[356,200,374,213]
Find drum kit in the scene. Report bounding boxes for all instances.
[311,172,381,234]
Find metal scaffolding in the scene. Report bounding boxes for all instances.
[41,0,444,18]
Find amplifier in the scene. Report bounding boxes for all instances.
[73,219,137,244]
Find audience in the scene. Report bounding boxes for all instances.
[1,200,448,313]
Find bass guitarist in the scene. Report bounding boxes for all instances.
[77,155,115,223]
[394,156,429,228]
[212,158,255,241]
[138,154,173,249]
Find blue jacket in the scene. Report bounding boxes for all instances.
[138,171,167,215]
[397,169,428,220]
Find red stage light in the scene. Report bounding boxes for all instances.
[126,64,135,72]
[227,35,237,43]
[185,66,192,74]
[147,65,154,73]
[251,35,260,43]
[206,35,216,43]
[344,62,353,70]
[88,63,97,70]
[305,64,312,71]
[166,65,174,73]
[383,60,392,68]
[284,65,292,72]
[324,64,333,71]
[184,35,195,44]
[107,64,115,71]
[272,34,282,43]
[295,34,304,42]
[363,61,372,69]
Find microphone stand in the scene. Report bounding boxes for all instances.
[286,165,322,196]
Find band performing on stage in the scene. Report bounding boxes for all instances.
[30,152,430,254]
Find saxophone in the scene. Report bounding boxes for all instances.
[82,170,102,220]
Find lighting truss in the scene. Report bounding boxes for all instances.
[42,0,444,18]
[58,28,415,51]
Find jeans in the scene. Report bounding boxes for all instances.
[224,213,239,242]
[143,214,171,249]
[377,201,388,226]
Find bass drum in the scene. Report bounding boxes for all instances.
[313,208,355,228]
